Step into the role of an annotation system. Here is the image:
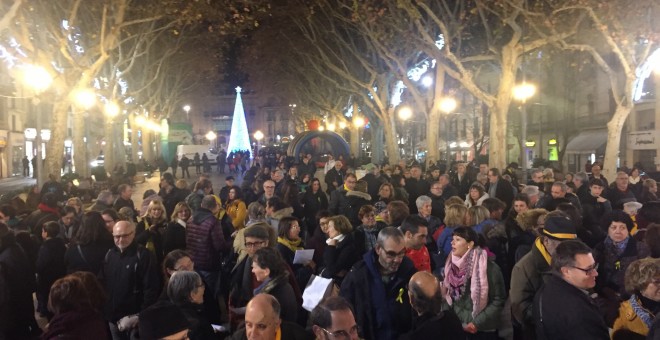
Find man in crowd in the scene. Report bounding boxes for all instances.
[329,173,357,216]
[437,174,458,200]
[101,220,160,339]
[340,227,416,340]
[510,214,577,339]
[310,296,360,340]
[271,169,285,194]
[589,163,608,186]
[520,185,541,208]
[450,163,471,198]
[159,172,188,217]
[57,206,78,243]
[405,164,430,214]
[573,172,591,203]
[533,240,609,340]
[219,176,235,203]
[527,169,545,194]
[606,171,638,210]
[325,160,345,194]
[186,195,231,299]
[427,182,446,221]
[258,180,277,205]
[580,179,611,247]
[232,294,312,340]
[299,153,317,178]
[113,184,135,213]
[400,215,431,272]
[486,167,515,215]
[537,181,582,211]
[399,271,463,339]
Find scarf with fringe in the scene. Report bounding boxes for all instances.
[443,247,489,318]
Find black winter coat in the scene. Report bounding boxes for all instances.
[533,273,609,340]
[397,310,464,340]
[321,233,360,285]
[36,237,67,297]
[340,250,416,340]
[0,233,38,338]
[65,240,114,274]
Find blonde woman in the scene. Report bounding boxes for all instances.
[436,203,469,263]
[136,200,168,262]
[163,202,192,255]
[224,186,247,230]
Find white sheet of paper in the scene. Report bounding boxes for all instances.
[302,276,333,311]
[293,249,314,264]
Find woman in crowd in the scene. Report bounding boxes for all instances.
[345,180,372,226]
[594,210,650,325]
[136,200,168,263]
[354,205,387,255]
[225,186,247,231]
[443,227,506,339]
[465,183,489,208]
[101,209,120,234]
[612,257,660,338]
[162,250,221,326]
[64,211,114,274]
[66,197,84,218]
[629,167,644,198]
[375,182,395,205]
[300,178,328,237]
[167,271,215,340]
[466,206,491,235]
[320,215,359,285]
[265,197,293,235]
[276,216,314,289]
[41,275,110,339]
[436,204,469,263]
[281,180,304,220]
[639,179,658,204]
[251,247,298,323]
[163,202,191,255]
[563,172,574,185]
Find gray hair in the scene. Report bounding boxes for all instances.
[574,172,588,184]
[476,173,487,183]
[167,271,202,305]
[415,195,432,210]
[376,226,404,248]
[531,169,543,177]
[200,195,217,210]
[552,181,568,193]
[521,185,540,197]
[97,190,114,205]
[247,202,266,221]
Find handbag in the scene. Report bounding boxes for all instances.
[302,274,338,312]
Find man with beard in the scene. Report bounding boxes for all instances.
[340,227,416,340]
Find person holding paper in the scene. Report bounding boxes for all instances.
[321,215,360,286]
[277,216,315,289]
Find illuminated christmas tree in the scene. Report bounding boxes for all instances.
[226,86,253,157]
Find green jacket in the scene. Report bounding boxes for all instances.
[510,242,549,334]
[445,260,506,331]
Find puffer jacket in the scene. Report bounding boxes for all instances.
[186,208,230,271]
[444,259,506,332]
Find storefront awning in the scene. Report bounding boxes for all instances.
[565,129,607,154]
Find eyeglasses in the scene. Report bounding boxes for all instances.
[569,263,599,275]
[383,250,406,259]
[320,325,360,339]
[113,231,134,240]
[264,186,275,189]
[291,225,301,229]
[245,241,266,248]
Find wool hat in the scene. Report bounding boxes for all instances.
[601,210,634,233]
[374,201,388,215]
[138,301,190,340]
[226,176,235,181]
[542,215,577,240]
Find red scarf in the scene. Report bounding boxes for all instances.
[38,203,60,217]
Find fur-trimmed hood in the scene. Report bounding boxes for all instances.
[346,190,372,201]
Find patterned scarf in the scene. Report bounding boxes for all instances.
[277,236,302,252]
[629,294,654,330]
[605,236,630,257]
[443,247,489,318]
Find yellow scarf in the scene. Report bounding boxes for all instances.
[277,236,302,252]
[631,215,638,236]
[275,327,281,340]
[535,237,552,265]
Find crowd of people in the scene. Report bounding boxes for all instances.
[1,152,660,340]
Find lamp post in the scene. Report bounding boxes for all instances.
[513,82,537,184]
[21,65,52,188]
[439,97,457,170]
[206,131,217,149]
[183,105,191,121]
[254,130,264,161]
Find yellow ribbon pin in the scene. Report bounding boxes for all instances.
[396,288,404,303]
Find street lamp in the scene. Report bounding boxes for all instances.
[438,97,457,169]
[513,82,537,183]
[254,130,264,160]
[73,89,96,177]
[398,106,412,121]
[398,106,415,159]
[21,64,52,188]
[183,105,191,120]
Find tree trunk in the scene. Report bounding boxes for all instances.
[143,130,152,162]
[45,100,70,180]
[384,109,399,164]
[130,115,139,162]
[72,108,88,177]
[104,118,114,174]
[350,125,359,157]
[426,64,446,164]
[602,105,632,182]
[371,122,384,165]
[489,46,519,170]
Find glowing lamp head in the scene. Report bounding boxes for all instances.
[104,102,120,117]
[254,130,264,141]
[74,89,96,109]
[513,83,536,102]
[206,131,217,141]
[21,64,53,93]
[353,117,365,128]
[398,107,412,120]
[439,97,457,114]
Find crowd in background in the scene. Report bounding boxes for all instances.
[1,151,659,340]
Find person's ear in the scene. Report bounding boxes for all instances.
[264,267,271,277]
[312,325,324,338]
[468,241,475,249]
